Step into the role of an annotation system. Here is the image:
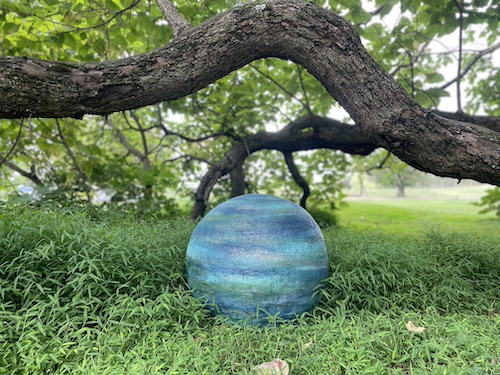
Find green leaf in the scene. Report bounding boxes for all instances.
[42,0,60,6]
[105,0,122,12]
[83,161,93,178]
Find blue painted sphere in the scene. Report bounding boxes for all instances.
[186,194,329,324]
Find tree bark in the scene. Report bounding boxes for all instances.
[1,0,500,185]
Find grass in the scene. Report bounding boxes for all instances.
[338,199,500,236]
[0,205,499,374]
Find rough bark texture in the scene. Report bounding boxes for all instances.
[432,111,500,134]
[191,115,376,219]
[1,0,500,186]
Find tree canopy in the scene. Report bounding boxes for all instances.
[0,0,499,217]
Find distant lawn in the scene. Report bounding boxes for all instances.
[338,192,499,236]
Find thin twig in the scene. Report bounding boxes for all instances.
[366,151,391,174]
[249,63,310,111]
[155,0,192,37]
[0,120,23,169]
[109,116,146,160]
[454,0,464,112]
[296,64,312,114]
[440,41,500,90]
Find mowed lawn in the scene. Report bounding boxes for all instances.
[338,186,500,236]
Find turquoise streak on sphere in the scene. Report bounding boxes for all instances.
[186,194,329,324]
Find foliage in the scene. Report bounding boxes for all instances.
[475,187,500,217]
[0,206,499,373]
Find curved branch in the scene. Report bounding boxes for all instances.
[191,114,376,219]
[0,121,23,169]
[2,160,43,186]
[283,152,310,208]
[1,0,500,185]
[440,41,500,91]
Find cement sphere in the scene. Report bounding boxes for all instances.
[186,194,329,324]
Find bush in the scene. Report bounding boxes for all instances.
[308,207,338,228]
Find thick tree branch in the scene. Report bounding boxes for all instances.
[229,159,246,197]
[191,114,376,219]
[1,0,500,185]
[155,0,192,37]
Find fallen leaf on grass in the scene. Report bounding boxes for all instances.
[303,339,314,348]
[253,358,290,375]
[406,321,425,333]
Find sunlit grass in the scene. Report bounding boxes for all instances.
[0,206,499,374]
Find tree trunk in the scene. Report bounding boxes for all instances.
[1,0,500,185]
[229,160,246,197]
[396,185,406,198]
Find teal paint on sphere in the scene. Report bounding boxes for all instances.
[186,194,329,324]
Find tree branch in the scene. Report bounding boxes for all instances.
[0,121,23,169]
[2,160,43,186]
[440,41,500,91]
[283,151,310,208]
[155,0,192,37]
[229,159,246,197]
[432,110,500,134]
[191,114,377,219]
[108,117,146,160]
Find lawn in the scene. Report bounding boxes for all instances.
[337,199,499,236]
[338,186,499,236]
[0,205,499,374]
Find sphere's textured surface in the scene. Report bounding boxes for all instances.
[186,194,329,324]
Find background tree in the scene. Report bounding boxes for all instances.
[368,151,425,198]
[0,0,499,218]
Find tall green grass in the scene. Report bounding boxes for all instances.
[0,206,499,374]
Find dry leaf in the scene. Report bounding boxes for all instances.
[303,339,314,348]
[253,358,290,375]
[406,321,425,333]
